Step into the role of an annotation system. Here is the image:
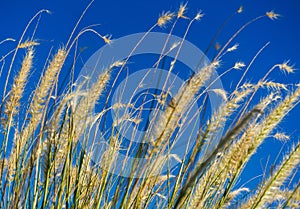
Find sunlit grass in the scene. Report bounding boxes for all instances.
[0,2,299,209]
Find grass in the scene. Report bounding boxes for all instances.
[0,2,299,209]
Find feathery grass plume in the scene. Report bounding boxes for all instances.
[45,97,103,202]
[13,49,66,207]
[8,48,66,180]
[278,61,295,74]
[128,167,175,208]
[221,86,300,208]
[238,59,293,117]
[194,11,204,21]
[210,88,228,101]
[20,48,67,163]
[217,93,279,206]
[257,81,288,91]
[67,153,101,208]
[1,3,299,208]
[157,10,203,105]
[186,86,263,208]
[2,9,50,109]
[157,11,174,27]
[6,127,19,181]
[241,142,300,209]
[201,93,281,207]
[203,85,253,145]
[47,93,80,133]
[266,11,281,20]
[253,86,300,144]
[174,107,261,208]
[3,48,34,122]
[259,62,295,84]
[188,160,220,209]
[18,40,40,49]
[73,70,110,120]
[150,61,218,154]
[233,61,246,70]
[177,3,188,19]
[72,61,123,140]
[283,184,300,208]
[154,66,253,207]
[50,67,111,205]
[227,43,239,52]
[1,49,34,184]
[72,60,124,125]
[273,132,290,141]
[224,187,250,207]
[38,93,80,173]
[29,48,67,126]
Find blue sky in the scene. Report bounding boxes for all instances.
[0,0,299,189]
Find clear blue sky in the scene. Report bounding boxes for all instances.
[0,0,299,189]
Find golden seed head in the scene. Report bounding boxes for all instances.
[227,43,239,52]
[237,6,243,13]
[102,35,112,44]
[233,62,246,70]
[18,40,40,49]
[110,60,126,68]
[177,3,188,19]
[274,132,290,141]
[211,88,228,101]
[266,11,280,20]
[157,11,174,27]
[195,11,204,21]
[278,61,295,74]
[258,81,288,91]
[4,48,34,118]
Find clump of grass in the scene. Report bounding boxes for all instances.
[0,2,299,209]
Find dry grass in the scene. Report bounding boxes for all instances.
[0,3,299,209]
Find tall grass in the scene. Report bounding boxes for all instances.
[0,3,299,209]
